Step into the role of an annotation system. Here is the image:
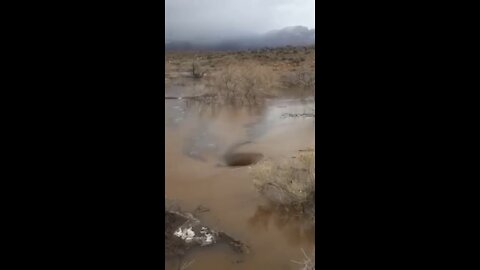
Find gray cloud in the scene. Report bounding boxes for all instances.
[165,0,315,42]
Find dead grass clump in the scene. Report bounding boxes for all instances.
[250,152,315,209]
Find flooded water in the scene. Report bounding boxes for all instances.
[165,84,315,270]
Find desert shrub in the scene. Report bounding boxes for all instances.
[296,67,315,88]
[282,66,315,90]
[212,61,278,104]
[215,65,240,100]
[239,62,276,98]
[192,60,205,78]
[250,152,315,210]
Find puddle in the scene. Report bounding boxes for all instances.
[165,85,315,269]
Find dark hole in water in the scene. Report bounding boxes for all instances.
[223,153,264,167]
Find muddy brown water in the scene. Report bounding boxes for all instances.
[165,85,315,270]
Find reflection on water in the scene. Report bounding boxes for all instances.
[165,91,315,270]
[248,203,315,247]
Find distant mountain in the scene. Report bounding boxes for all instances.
[165,26,315,51]
[164,41,194,50]
[263,26,315,47]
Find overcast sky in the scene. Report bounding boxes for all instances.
[165,0,315,41]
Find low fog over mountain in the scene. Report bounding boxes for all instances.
[166,0,314,50]
[165,25,315,51]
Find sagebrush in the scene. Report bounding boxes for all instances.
[250,152,315,210]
